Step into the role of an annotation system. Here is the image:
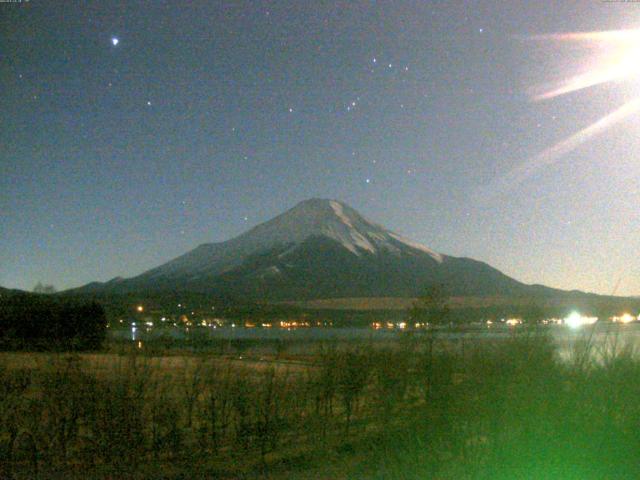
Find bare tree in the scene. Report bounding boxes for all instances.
[408,283,450,328]
[410,284,451,401]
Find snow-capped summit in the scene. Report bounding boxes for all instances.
[72,198,543,299]
[227,198,443,260]
[137,198,442,281]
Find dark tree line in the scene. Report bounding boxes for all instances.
[0,293,106,350]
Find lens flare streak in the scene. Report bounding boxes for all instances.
[531,29,640,100]
[495,28,640,190]
[501,96,640,186]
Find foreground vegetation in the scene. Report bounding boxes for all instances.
[0,292,106,351]
[1,329,640,479]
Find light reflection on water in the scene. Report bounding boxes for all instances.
[110,323,640,360]
[553,323,640,363]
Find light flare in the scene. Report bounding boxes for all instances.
[489,28,640,193]
[499,96,640,186]
[564,311,598,329]
[531,28,640,100]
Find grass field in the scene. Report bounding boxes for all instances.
[2,329,640,479]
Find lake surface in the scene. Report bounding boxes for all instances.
[111,322,640,360]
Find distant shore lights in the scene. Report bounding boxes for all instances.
[611,313,637,324]
[564,311,598,329]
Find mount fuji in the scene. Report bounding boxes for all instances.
[73,198,567,300]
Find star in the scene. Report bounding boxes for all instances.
[146,101,152,106]
[288,107,293,113]
[111,37,119,46]
[365,178,371,184]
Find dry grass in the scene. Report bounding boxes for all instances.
[3,331,640,479]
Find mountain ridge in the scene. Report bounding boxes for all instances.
[67,198,610,301]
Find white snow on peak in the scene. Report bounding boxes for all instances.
[320,223,373,255]
[349,230,376,253]
[148,198,443,278]
[330,200,354,228]
[388,233,443,263]
[326,200,440,260]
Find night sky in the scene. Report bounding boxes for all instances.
[3,1,640,295]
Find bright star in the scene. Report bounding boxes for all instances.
[111,37,119,46]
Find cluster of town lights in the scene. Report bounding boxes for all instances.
[125,304,639,333]
[371,321,428,330]
[611,313,638,324]
[369,313,638,331]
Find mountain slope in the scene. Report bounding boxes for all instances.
[70,198,579,300]
[138,198,442,281]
